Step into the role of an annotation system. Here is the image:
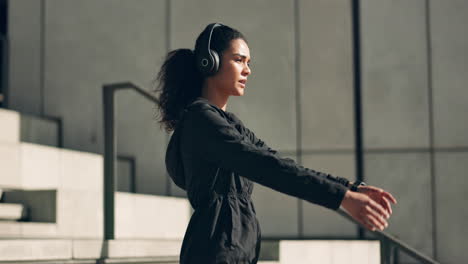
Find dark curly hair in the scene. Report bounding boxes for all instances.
[154,23,247,133]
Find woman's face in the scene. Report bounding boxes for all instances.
[210,38,251,96]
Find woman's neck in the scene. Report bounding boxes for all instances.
[201,83,228,111]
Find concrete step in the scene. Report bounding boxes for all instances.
[0,202,26,220]
[0,108,20,143]
[0,221,58,238]
[259,239,381,264]
[0,108,59,147]
[97,257,178,263]
[0,189,191,240]
[0,238,379,263]
[0,142,101,190]
[0,239,182,262]
[0,239,71,261]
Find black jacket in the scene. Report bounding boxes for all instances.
[165,96,350,264]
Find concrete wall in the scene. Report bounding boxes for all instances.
[8,0,170,195]
[360,0,468,263]
[8,0,42,115]
[430,1,468,263]
[360,0,433,263]
[6,0,468,263]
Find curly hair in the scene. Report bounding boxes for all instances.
[154,24,247,133]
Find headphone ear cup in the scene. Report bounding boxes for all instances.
[210,49,220,74]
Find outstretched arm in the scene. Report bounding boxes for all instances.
[235,115,351,188]
[185,105,347,210]
[185,106,397,231]
[239,117,398,231]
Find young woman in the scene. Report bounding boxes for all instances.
[156,23,397,264]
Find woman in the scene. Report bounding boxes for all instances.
[156,23,397,264]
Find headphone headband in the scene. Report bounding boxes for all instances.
[195,23,223,76]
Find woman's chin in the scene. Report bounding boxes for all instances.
[229,90,244,97]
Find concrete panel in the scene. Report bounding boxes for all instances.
[251,153,298,238]
[299,0,355,150]
[117,157,133,192]
[20,114,59,147]
[434,152,468,264]
[57,190,103,239]
[115,192,190,239]
[302,153,357,237]
[0,239,72,261]
[59,148,103,192]
[43,1,168,195]
[171,0,297,151]
[0,222,58,238]
[20,142,59,189]
[104,239,182,258]
[364,152,434,261]
[8,0,42,114]
[360,0,430,149]
[0,221,21,237]
[20,222,58,238]
[0,142,21,188]
[430,1,468,147]
[0,109,20,143]
[72,239,103,259]
[115,90,168,195]
[279,240,380,264]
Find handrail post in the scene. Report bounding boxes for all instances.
[103,85,116,240]
[381,237,396,264]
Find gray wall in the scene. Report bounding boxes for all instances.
[9,0,170,195]
[6,0,468,263]
[430,1,468,263]
[360,0,468,263]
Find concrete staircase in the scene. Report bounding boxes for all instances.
[0,108,380,263]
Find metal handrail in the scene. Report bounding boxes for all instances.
[102,82,159,240]
[103,82,440,264]
[336,208,440,264]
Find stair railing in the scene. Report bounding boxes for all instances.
[103,82,440,264]
[336,208,440,264]
[102,82,159,240]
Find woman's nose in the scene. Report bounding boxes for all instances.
[243,64,251,76]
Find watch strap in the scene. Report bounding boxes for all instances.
[351,180,366,192]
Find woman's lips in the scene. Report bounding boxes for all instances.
[239,80,246,88]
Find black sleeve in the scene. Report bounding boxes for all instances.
[233,113,351,188]
[185,106,348,210]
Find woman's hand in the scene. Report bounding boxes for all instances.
[340,190,393,232]
[357,185,397,215]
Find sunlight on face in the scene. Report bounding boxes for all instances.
[211,38,252,97]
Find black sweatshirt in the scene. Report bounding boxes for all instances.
[165,96,350,264]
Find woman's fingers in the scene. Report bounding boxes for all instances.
[341,190,393,232]
[383,192,397,204]
[361,185,397,205]
[368,198,389,219]
[381,196,392,215]
[365,204,388,229]
[365,213,386,231]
